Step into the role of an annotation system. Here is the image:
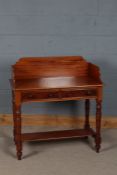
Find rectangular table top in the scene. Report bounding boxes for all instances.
[12,76,102,91]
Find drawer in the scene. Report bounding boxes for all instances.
[22,91,60,102]
[61,89,97,98]
[22,89,97,102]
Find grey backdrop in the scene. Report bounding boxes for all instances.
[0,0,117,116]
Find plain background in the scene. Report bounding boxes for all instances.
[0,0,117,117]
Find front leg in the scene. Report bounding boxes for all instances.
[12,90,16,144]
[95,100,102,153]
[14,104,22,160]
[14,91,22,160]
[84,99,90,129]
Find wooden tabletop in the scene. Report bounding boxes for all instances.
[13,76,102,91]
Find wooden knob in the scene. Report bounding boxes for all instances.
[87,91,92,95]
[28,94,33,98]
[48,93,54,98]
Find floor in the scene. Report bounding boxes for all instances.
[0,126,117,175]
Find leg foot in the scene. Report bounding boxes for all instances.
[95,136,101,153]
[18,154,22,160]
[84,136,88,140]
[16,141,22,160]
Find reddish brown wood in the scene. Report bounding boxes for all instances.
[13,91,22,160]
[84,99,90,129]
[21,129,95,142]
[12,90,16,144]
[10,56,103,160]
[95,100,102,153]
[12,56,88,79]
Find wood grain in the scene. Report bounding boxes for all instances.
[11,56,103,159]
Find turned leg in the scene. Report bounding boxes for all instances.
[13,91,22,160]
[12,90,16,144]
[15,104,22,160]
[95,100,102,153]
[84,99,90,129]
[12,101,16,144]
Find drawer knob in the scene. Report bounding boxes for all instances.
[48,93,54,98]
[28,94,33,98]
[87,91,92,95]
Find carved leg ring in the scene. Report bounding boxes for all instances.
[95,100,102,153]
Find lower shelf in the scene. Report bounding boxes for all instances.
[21,128,96,142]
